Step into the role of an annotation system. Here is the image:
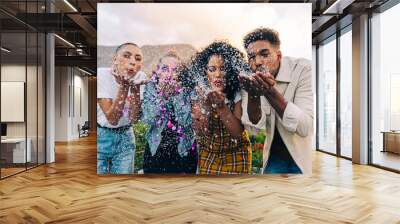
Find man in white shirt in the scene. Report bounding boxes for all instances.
[97,42,147,174]
[239,28,314,175]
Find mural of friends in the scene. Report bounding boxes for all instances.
[97,3,313,175]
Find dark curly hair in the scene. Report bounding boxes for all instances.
[184,41,247,106]
[243,27,281,50]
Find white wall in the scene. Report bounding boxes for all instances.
[55,66,69,141]
[1,65,26,139]
[1,65,41,137]
[71,72,89,139]
[54,67,89,141]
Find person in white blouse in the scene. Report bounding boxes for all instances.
[97,42,147,174]
[239,28,314,175]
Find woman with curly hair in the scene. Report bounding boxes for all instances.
[189,41,252,175]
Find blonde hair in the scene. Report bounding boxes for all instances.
[159,50,181,63]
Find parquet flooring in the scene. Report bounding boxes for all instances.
[1,135,400,223]
[1,167,26,178]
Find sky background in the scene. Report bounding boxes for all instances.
[98,3,311,60]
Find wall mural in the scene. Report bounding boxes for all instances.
[97,3,313,175]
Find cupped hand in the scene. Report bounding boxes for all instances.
[207,90,225,110]
[113,74,130,88]
[253,71,276,95]
[238,74,263,97]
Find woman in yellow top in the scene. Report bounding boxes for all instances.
[186,41,252,175]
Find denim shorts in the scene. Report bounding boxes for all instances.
[263,150,302,174]
[97,125,135,174]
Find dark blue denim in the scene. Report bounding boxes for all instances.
[264,150,302,174]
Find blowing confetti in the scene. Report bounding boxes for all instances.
[97,3,312,175]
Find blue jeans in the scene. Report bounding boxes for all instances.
[97,126,135,174]
[264,151,302,174]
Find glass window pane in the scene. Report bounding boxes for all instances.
[27,31,38,169]
[318,37,337,154]
[38,32,46,165]
[340,28,352,158]
[0,1,46,179]
[1,31,27,177]
[371,3,400,171]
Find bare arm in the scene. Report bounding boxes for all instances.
[128,83,143,124]
[254,72,287,118]
[98,85,129,126]
[98,75,131,126]
[258,67,313,136]
[253,68,313,137]
[264,88,287,118]
[239,75,263,125]
[208,91,244,139]
[191,100,209,137]
[247,95,262,125]
[217,101,244,139]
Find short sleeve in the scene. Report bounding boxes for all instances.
[234,92,241,103]
[97,68,114,99]
[224,91,242,104]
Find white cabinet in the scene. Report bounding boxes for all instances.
[1,138,32,163]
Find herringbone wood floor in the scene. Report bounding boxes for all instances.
[1,135,400,224]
